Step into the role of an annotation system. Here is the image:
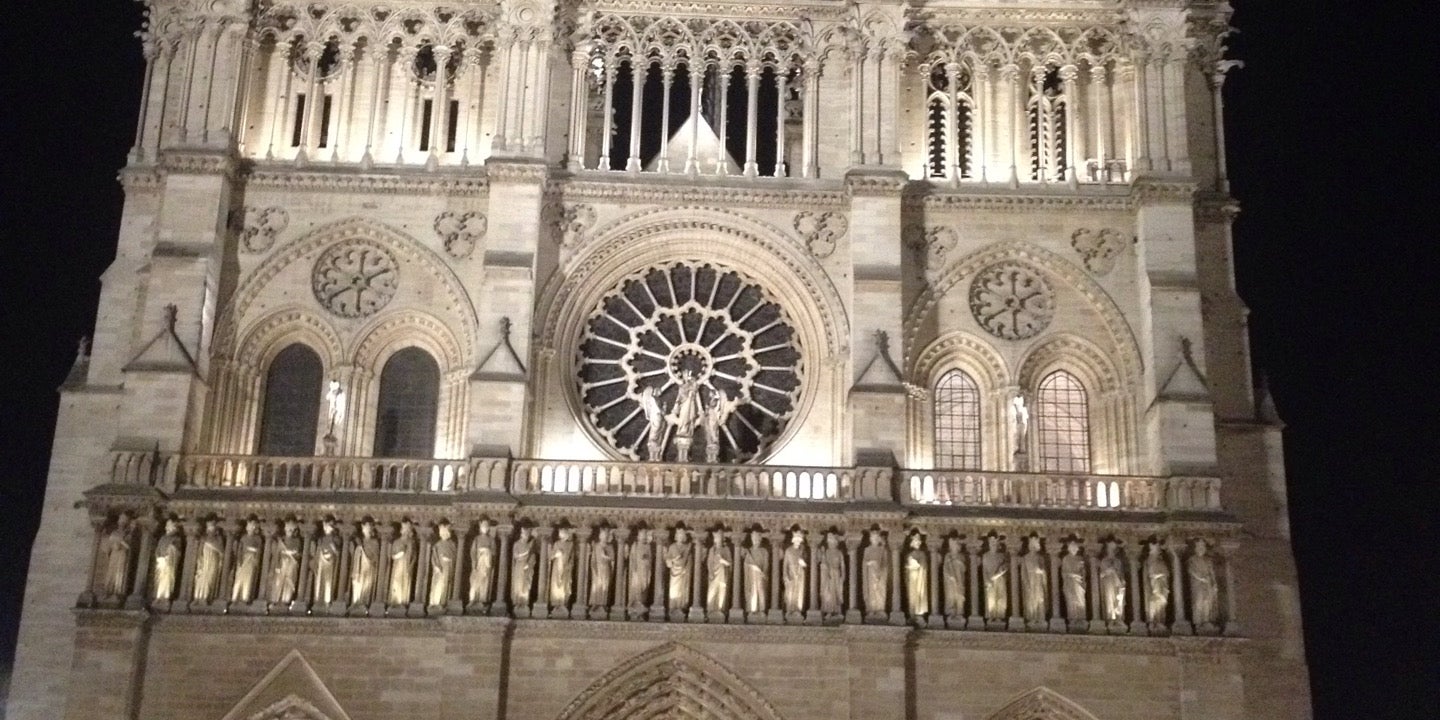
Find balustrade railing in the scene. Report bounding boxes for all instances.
[107,451,1221,512]
[901,471,1221,512]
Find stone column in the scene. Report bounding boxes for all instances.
[845,534,861,624]
[626,59,644,171]
[729,530,746,623]
[806,531,822,624]
[649,534,666,621]
[535,526,552,617]
[768,530,785,623]
[1169,540,1192,635]
[125,516,158,611]
[492,526,512,617]
[1007,549,1024,631]
[1128,544,1145,634]
[887,531,905,625]
[742,62,761,176]
[1048,538,1065,632]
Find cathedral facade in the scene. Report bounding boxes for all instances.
[8,1,1311,719]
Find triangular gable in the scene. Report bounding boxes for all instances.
[219,650,351,720]
[124,304,200,376]
[987,686,1101,720]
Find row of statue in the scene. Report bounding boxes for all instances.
[84,513,1230,634]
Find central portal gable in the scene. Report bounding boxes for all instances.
[555,642,786,720]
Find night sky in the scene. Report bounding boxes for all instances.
[1,1,1434,717]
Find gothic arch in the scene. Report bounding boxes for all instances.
[236,307,345,374]
[902,240,1142,385]
[907,331,1010,469]
[533,205,849,462]
[555,643,786,720]
[1015,334,1137,474]
[215,216,478,361]
[986,687,1101,720]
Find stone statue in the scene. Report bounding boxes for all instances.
[350,520,379,606]
[589,527,615,609]
[1011,393,1030,450]
[1098,539,1127,622]
[669,371,703,461]
[742,530,769,614]
[1188,539,1219,626]
[1020,537,1048,623]
[101,513,134,598]
[231,519,264,603]
[627,529,653,607]
[640,386,666,461]
[312,519,341,605]
[468,520,496,606]
[981,536,1008,620]
[782,531,808,614]
[388,520,417,606]
[700,391,730,463]
[549,528,576,607]
[270,520,302,605]
[862,530,889,614]
[904,534,929,617]
[664,528,692,611]
[818,532,845,615]
[1144,543,1170,625]
[511,527,536,606]
[192,519,225,603]
[428,523,456,607]
[941,537,965,617]
[151,519,182,603]
[1060,540,1087,621]
[705,530,731,613]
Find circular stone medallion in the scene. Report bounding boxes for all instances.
[311,239,400,318]
[576,261,804,463]
[968,261,1055,340]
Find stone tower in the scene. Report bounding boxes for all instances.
[8,1,1310,719]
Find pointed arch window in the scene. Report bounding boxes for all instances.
[934,369,981,469]
[373,347,439,459]
[257,343,324,457]
[1035,370,1090,473]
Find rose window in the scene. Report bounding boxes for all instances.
[577,262,804,463]
[968,261,1055,340]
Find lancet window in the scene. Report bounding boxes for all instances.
[924,63,975,180]
[373,347,440,460]
[570,15,814,178]
[1034,370,1091,473]
[257,344,324,457]
[1026,66,1068,182]
[933,370,981,469]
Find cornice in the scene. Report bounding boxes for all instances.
[913,627,1245,656]
[514,618,850,644]
[159,150,237,177]
[242,165,490,196]
[1130,179,1199,204]
[591,0,850,22]
[152,613,447,637]
[559,177,847,209]
[906,186,1134,212]
[118,165,164,192]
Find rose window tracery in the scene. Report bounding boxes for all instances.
[577,262,803,463]
[311,239,399,318]
[968,261,1055,340]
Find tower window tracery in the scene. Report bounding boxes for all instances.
[924,63,975,180]
[1034,370,1091,473]
[1027,65,1068,182]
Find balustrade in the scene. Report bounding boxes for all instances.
[106,451,1221,513]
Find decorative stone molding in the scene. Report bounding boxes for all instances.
[792,211,847,259]
[906,225,959,276]
[434,211,487,260]
[310,239,400,319]
[906,189,1131,212]
[159,150,236,176]
[1069,228,1128,276]
[244,168,490,196]
[556,203,597,249]
[241,207,290,254]
[968,261,1056,341]
[561,179,846,209]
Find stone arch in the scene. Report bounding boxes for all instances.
[236,307,345,374]
[986,687,1101,720]
[1016,334,1136,475]
[214,216,477,361]
[902,240,1142,384]
[908,331,1011,469]
[348,311,468,459]
[555,643,786,720]
[533,205,849,463]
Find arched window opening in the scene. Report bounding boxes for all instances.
[924,64,974,180]
[934,370,981,469]
[1035,370,1090,473]
[373,347,440,460]
[1027,66,1067,182]
[257,344,324,458]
